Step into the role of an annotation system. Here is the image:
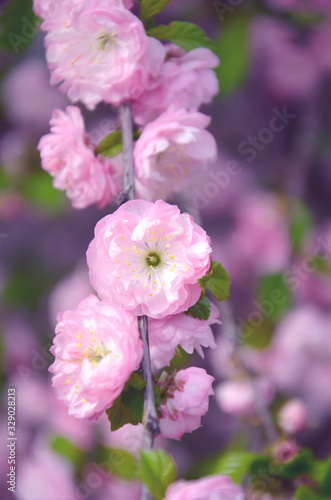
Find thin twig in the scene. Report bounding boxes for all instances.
[119,101,135,202]
[119,102,159,500]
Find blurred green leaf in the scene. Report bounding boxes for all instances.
[0,0,39,53]
[186,295,211,320]
[294,486,319,500]
[289,200,313,252]
[3,264,51,309]
[139,449,176,500]
[51,436,84,469]
[0,168,11,190]
[215,451,259,483]
[214,13,250,95]
[257,272,292,322]
[320,456,331,496]
[139,0,172,20]
[127,371,146,391]
[241,320,273,349]
[153,382,161,410]
[96,447,138,480]
[278,450,314,480]
[21,171,65,213]
[147,22,215,51]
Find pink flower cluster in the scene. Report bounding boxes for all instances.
[38,106,120,208]
[87,199,212,318]
[49,294,143,419]
[158,368,214,440]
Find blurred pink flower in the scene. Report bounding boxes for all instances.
[164,475,244,500]
[249,16,320,100]
[133,44,219,125]
[87,199,212,319]
[49,294,143,419]
[266,0,330,12]
[16,445,80,500]
[38,106,119,209]
[134,109,217,201]
[149,302,220,370]
[222,192,290,278]
[43,0,165,109]
[158,367,214,440]
[215,378,274,418]
[277,399,307,435]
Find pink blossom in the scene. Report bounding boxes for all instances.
[134,108,217,201]
[87,199,212,318]
[38,106,120,209]
[43,0,165,109]
[278,399,307,435]
[158,367,214,440]
[133,43,219,126]
[149,302,220,370]
[164,475,244,500]
[215,378,274,418]
[49,294,143,419]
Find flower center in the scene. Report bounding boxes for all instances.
[146,251,161,268]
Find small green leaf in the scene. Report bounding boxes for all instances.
[278,450,314,480]
[21,171,66,213]
[215,451,259,484]
[106,386,144,431]
[289,200,313,252]
[147,22,215,52]
[50,436,84,469]
[205,261,230,302]
[96,447,138,480]
[0,0,39,53]
[257,273,292,322]
[186,296,211,320]
[153,382,161,410]
[139,449,176,500]
[139,0,172,20]
[95,130,123,158]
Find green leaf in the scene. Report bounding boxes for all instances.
[278,450,314,480]
[96,447,138,480]
[214,451,259,484]
[294,486,319,500]
[214,13,249,95]
[153,382,161,410]
[95,130,123,158]
[289,200,313,252]
[257,272,292,322]
[0,0,39,53]
[139,449,176,500]
[205,261,230,302]
[186,295,211,320]
[139,0,172,20]
[320,456,331,496]
[106,386,144,431]
[147,22,215,52]
[50,436,84,469]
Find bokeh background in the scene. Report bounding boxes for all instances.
[1,0,331,499]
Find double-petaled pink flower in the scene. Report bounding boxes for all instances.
[164,475,245,500]
[49,294,143,419]
[38,105,119,209]
[86,199,212,318]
